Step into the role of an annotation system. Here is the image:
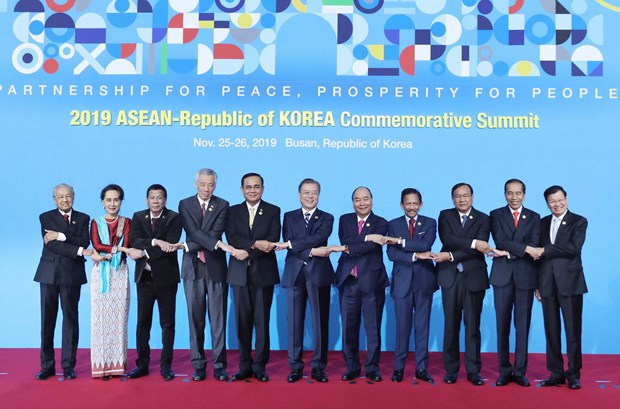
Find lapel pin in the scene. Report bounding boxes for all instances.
[366,222,370,227]
[417,221,422,226]
[469,215,474,219]
[208,206,213,212]
[522,215,526,219]
[71,220,76,224]
[259,209,263,216]
[145,214,149,219]
[314,215,319,219]
[562,221,567,225]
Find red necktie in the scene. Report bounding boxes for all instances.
[198,203,206,263]
[408,218,415,239]
[63,214,70,225]
[513,211,519,228]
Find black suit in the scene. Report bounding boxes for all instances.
[179,195,230,372]
[226,200,281,373]
[539,210,588,379]
[130,208,181,371]
[281,208,335,371]
[437,207,489,376]
[34,209,90,372]
[335,212,389,373]
[490,206,540,378]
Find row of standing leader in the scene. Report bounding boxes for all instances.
[33,171,587,389]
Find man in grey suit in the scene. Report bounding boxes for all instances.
[386,188,437,383]
[178,168,232,381]
[34,183,97,380]
[488,179,540,387]
[274,178,335,383]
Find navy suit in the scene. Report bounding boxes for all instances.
[335,212,389,373]
[226,200,281,373]
[437,207,489,376]
[539,210,588,379]
[130,207,181,371]
[179,195,230,372]
[281,208,335,371]
[387,215,437,373]
[490,205,540,378]
[34,209,90,372]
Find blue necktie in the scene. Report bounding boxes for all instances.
[304,212,310,228]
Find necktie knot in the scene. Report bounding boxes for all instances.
[63,214,70,225]
[461,214,468,227]
[304,212,311,228]
[201,202,206,216]
[249,207,256,229]
[358,219,365,235]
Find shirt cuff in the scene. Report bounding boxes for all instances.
[470,239,477,249]
[77,247,84,256]
[58,232,67,242]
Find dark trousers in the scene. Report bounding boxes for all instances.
[40,283,81,371]
[541,291,583,378]
[233,284,274,373]
[392,286,433,371]
[287,268,330,371]
[494,280,533,377]
[135,281,177,369]
[441,272,485,375]
[339,277,385,373]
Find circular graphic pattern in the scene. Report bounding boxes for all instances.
[353,44,368,59]
[494,61,509,76]
[12,43,43,74]
[261,13,275,28]
[216,0,245,13]
[354,0,384,14]
[431,61,446,75]
[43,58,59,74]
[59,43,75,59]
[44,43,59,57]
[478,45,492,61]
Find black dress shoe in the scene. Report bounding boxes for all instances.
[232,370,252,381]
[443,373,457,384]
[467,373,485,386]
[253,370,269,382]
[287,369,302,383]
[540,375,566,387]
[365,371,382,382]
[415,370,434,383]
[341,370,361,381]
[495,375,511,386]
[63,369,76,380]
[128,366,149,379]
[311,368,328,383]
[192,368,206,381]
[213,369,229,381]
[391,369,404,383]
[161,368,175,381]
[567,377,581,390]
[35,368,55,380]
[514,376,530,387]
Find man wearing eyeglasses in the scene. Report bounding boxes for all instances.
[274,178,335,383]
[34,183,97,381]
[432,183,490,386]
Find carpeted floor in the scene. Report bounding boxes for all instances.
[1,349,619,409]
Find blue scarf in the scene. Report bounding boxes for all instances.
[96,216,125,294]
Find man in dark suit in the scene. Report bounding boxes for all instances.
[126,184,182,381]
[34,183,95,380]
[330,187,390,382]
[274,178,334,383]
[535,185,588,390]
[433,183,490,386]
[225,172,281,382]
[178,169,232,381]
[488,179,540,387]
[386,188,437,383]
